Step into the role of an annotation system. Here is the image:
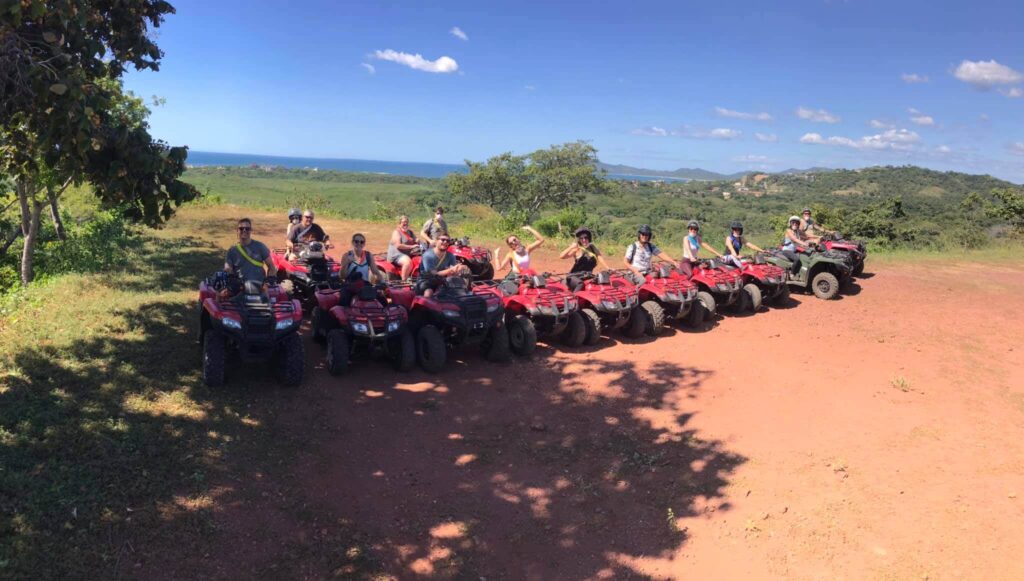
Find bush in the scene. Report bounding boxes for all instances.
[535,208,588,238]
[36,211,138,275]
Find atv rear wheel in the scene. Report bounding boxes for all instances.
[743,283,763,312]
[483,323,512,362]
[696,291,717,318]
[311,306,330,344]
[390,328,416,372]
[812,272,840,300]
[326,330,351,376]
[622,306,647,339]
[475,262,495,281]
[685,300,706,329]
[507,314,537,356]
[560,310,587,347]
[277,333,304,386]
[416,325,447,372]
[580,308,602,345]
[641,300,666,336]
[202,329,226,388]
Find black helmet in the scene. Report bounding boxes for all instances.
[687,220,699,230]
[288,207,301,220]
[802,207,811,214]
[574,227,593,239]
[730,221,743,231]
[637,224,653,237]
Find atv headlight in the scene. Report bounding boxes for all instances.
[443,309,460,318]
[602,299,618,309]
[539,305,556,316]
[352,322,369,334]
[223,318,242,330]
[275,319,296,331]
[387,321,401,333]
[716,283,728,291]
[486,302,500,313]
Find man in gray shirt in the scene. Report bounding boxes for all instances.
[420,206,449,244]
[225,217,278,285]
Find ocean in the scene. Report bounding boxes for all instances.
[186,150,687,182]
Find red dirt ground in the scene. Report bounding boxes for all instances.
[149,210,1024,580]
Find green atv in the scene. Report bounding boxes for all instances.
[763,245,853,300]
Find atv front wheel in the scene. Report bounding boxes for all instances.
[641,300,666,336]
[416,325,447,372]
[580,308,602,345]
[622,306,647,339]
[812,272,840,300]
[483,323,512,363]
[852,261,865,277]
[696,291,717,318]
[202,329,226,388]
[507,315,537,356]
[277,333,305,386]
[391,328,416,372]
[560,310,587,347]
[326,330,351,376]
[743,283,763,312]
[685,300,706,329]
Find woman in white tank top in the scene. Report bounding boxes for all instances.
[494,226,545,279]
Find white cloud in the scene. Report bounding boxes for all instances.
[708,128,742,139]
[902,73,930,84]
[1009,142,1024,156]
[936,145,952,154]
[869,119,894,129]
[908,107,921,114]
[754,132,778,142]
[733,154,769,162]
[800,128,921,151]
[999,87,1023,98]
[360,63,375,75]
[371,49,459,73]
[979,113,991,122]
[953,59,1023,88]
[714,106,773,121]
[631,126,669,137]
[796,106,841,123]
[910,115,935,126]
[450,26,468,41]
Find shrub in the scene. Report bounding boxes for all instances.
[535,207,588,238]
[36,211,138,275]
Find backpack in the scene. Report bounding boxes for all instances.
[626,241,653,264]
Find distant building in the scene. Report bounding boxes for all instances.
[722,191,732,200]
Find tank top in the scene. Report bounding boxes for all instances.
[511,248,531,274]
[782,229,803,251]
[345,250,371,282]
[685,235,701,260]
[729,234,743,253]
[386,227,417,262]
[571,244,599,273]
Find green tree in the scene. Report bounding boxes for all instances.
[446,141,608,220]
[1,0,199,284]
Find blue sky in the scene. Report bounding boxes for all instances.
[125,0,1024,182]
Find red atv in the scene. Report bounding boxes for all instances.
[311,282,415,375]
[734,255,790,311]
[198,272,304,388]
[687,258,747,316]
[271,241,341,312]
[569,270,646,345]
[474,270,586,353]
[820,232,867,276]
[374,242,426,281]
[389,276,509,372]
[631,264,704,334]
[449,237,495,281]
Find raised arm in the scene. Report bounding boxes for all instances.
[493,247,512,272]
[559,242,579,260]
[746,241,765,253]
[523,226,545,252]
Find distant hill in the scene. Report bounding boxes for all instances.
[766,165,1018,199]
[596,162,744,181]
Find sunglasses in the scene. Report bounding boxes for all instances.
[237,226,251,232]
[438,238,451,244]
[302,215,313,220]
[353,239,365,245]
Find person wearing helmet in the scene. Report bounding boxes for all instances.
[560,227,612,290]
[781,215,817,273]
[494,225,545,279]
[285,208,302,239]
[800,207,832,236]
[623,224,676,282]
[717,221,766,267]
[287,209,330,259]
[678,220,726,278]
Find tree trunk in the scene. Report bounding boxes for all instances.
[17,179,44,286]
[47,188,67,241]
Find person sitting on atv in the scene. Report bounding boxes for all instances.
[223,217,278,298]
[494,225,545,279]
[679,220,727,278]
[800,207,832,237]
[338,232,385,306]
[420,206,449,245]
[560,227,612,290]
[417,235,470,297]
[287,209,329,259]
[708,221,766,269]
[386,215,423,282]
[781,215,817,274]
[623,224,676,283]
[285,207,302,239]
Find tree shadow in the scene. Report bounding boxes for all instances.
[155,338,747,579]
[112,234,224,293]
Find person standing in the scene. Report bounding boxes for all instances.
[420,206,449,244]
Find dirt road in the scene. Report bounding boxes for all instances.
[152,209,1024,580]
